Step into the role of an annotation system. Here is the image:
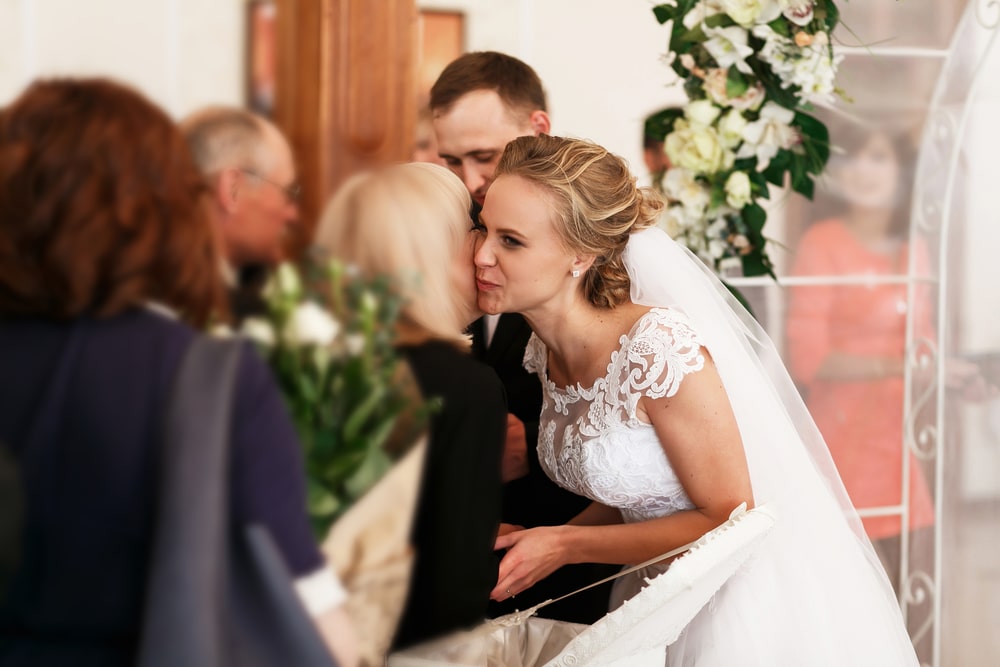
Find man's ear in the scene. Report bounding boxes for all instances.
[215,168,241,215]
[529,110,551,136]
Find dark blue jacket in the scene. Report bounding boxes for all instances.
[0,308,321,666]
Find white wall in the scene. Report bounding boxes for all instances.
[2,0,684,177]
[0,0,244,118]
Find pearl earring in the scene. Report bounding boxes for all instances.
[572,269,581,278]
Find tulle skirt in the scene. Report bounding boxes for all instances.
[609,500,919,667]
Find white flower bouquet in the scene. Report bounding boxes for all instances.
[242,260,433,537]
[650,0,843,276]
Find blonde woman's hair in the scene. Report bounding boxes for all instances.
[314,162,473,348]
[495,134,664,309]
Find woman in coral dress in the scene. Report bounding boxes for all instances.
[786,126,934,590]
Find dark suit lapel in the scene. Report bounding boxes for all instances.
[468,316,488,360]
[484,313,527,366]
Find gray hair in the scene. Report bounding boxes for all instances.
[180,106,273,176]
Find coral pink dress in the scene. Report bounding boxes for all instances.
[786,219,934,540]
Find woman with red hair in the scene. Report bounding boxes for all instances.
[0,78,357,666]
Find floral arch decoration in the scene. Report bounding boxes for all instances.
[650,0,842,278]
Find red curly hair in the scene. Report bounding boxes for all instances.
[0,78,225,326]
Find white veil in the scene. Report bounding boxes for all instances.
[624,227,918,665]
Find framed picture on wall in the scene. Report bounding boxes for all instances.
[246,0,277,117]
[417,10,465,102]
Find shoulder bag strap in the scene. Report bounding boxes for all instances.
[137,336,242,667]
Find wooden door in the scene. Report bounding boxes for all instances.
[271,0,418,256]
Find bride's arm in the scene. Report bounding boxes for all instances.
[567,501,623,526]
[491,351,753,601]
[496,501,619,538]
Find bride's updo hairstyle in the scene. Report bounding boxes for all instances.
[494,134,663,309]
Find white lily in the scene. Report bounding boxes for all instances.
[719,0,782,27]
[664,167,712,217]
[683,0,724,30]
[704,25,755,75]
[240,317,277,347]
[284,301,341,347]
[737,101,797,171]
[685,99,722,127]
[718,109,749,149]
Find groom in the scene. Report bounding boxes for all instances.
[430,51,617,624]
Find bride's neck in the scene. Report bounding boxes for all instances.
[527,301,648,385]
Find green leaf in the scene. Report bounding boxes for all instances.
[725,68,749,98]
[703,13,734,29]
[741,251,774,280]
[644,106,685,143]
[320,451,366,485]
[768,17,790,37]
[794,111,831,167]
[344,446,393,499]
[307,480,340,516]
[820,0,840,34]
[311,428,337,461]
[709,180,727,210]
[652,4,675,25]
[366,414,400,453]
[342,384,388,441]
[743,203,767,233]
[762,152,790,187]
[684,76,705,101]
[748,170,770,196]
[786,152,816,199]
[790,168,815,199]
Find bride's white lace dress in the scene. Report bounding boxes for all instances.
[526,306,919,666]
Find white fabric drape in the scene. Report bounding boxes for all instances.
[623,227,918,666]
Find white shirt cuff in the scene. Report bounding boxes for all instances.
[294,567,348,616]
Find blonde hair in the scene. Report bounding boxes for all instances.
[495,134,664,309]
[314,162,473,347]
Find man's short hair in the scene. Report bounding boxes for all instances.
[180,106,270,176]
[429,51,547,118]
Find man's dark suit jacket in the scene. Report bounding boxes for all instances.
[229,264,270,324]
[471,313,617,624]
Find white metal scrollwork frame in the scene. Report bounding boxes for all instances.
[905,2,1000,665]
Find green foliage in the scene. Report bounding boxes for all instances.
[243,259,433,538]
[651,1,843,280]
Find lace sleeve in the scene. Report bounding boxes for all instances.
[611,308,706,421]
[522,332,547,376]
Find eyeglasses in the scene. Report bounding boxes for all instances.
[240,168,302,204]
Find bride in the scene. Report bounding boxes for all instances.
[473,134,919,665]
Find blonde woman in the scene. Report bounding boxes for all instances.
[314,162,506,650]
[474,134,919,665]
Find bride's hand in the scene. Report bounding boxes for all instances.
[490,526,570,601]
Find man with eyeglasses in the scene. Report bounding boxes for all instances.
[181,106,301,321]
